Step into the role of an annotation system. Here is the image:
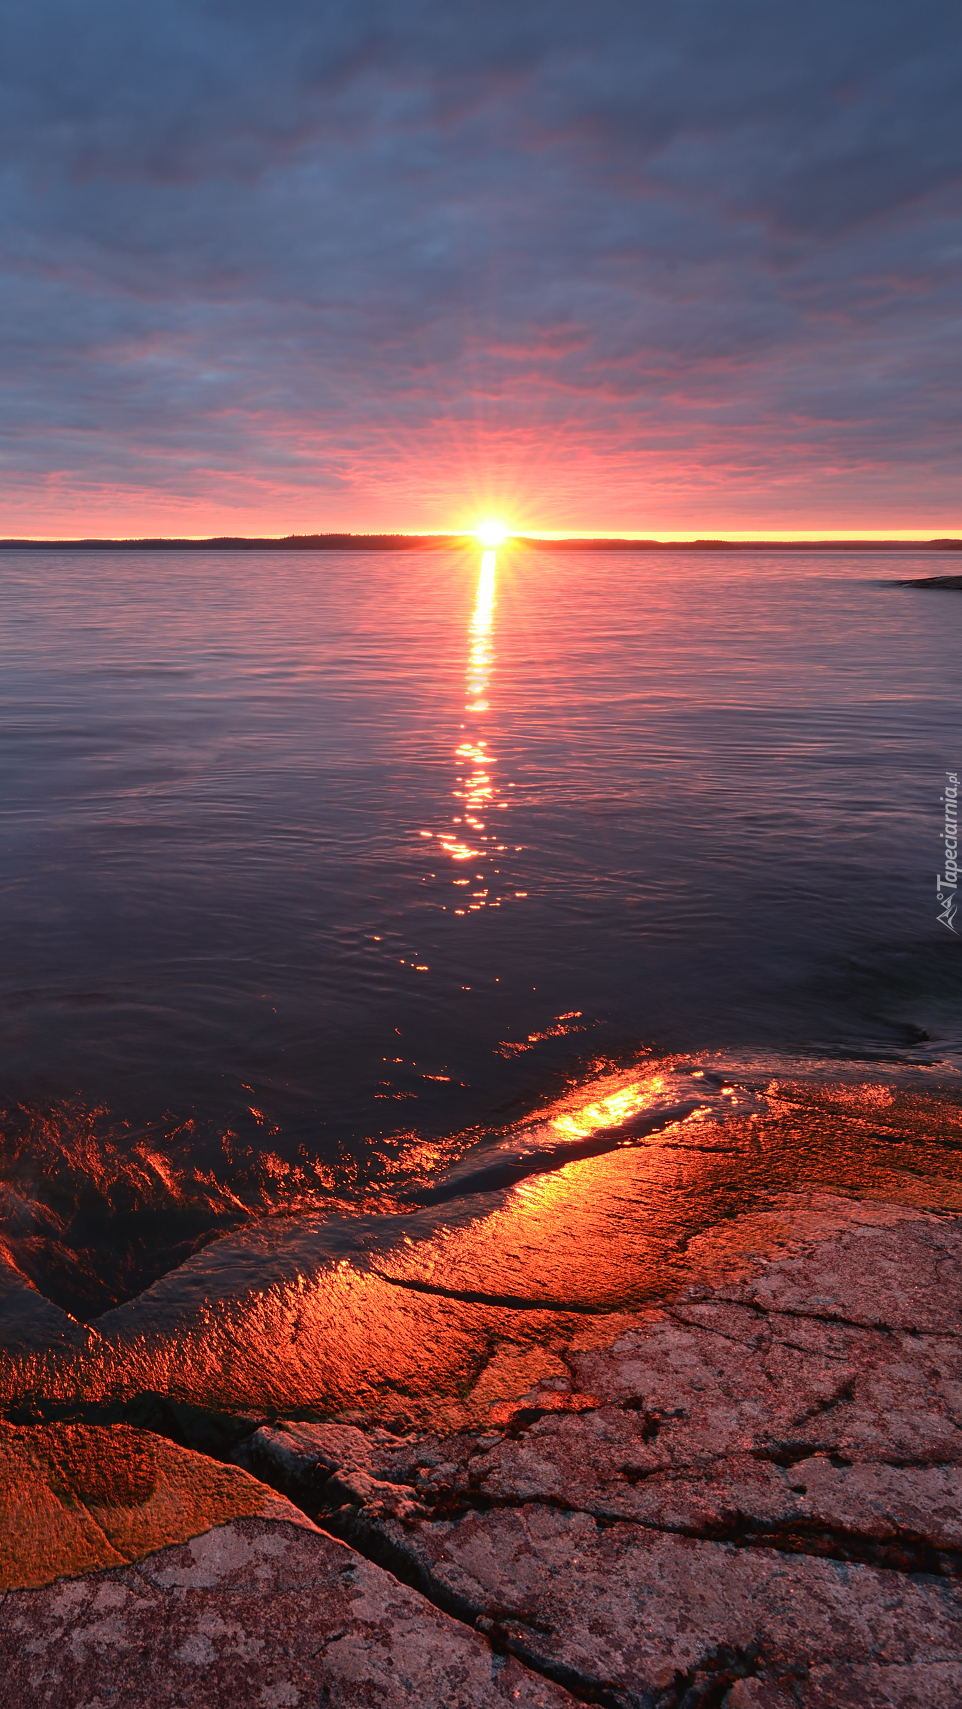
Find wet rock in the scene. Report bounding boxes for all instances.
[0,1423,310,1589]
[0,1516,575,1708]
[5,1082,962,1428]
[256,1195,962,1707]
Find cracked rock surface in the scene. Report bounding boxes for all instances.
[243,1195,962,1707]
[0,1517,571,1708]
[0,1422,311,1589]
[3,1192,962,1706]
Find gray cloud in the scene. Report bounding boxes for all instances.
[1,0,960,530]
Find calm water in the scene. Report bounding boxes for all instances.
[1,544,960,1317]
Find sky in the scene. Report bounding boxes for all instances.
[2,0,961,538]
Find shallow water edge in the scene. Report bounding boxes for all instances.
[3,1059,961,1430]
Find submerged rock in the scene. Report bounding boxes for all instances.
[4,1078,962,1433]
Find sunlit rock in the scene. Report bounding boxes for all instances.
[0,1423,310,1589]
[238,1194,962,1707]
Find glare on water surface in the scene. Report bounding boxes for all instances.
[421,546,510,902]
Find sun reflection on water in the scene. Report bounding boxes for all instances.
[422,548,514,901]
[549,1080,655,1139]
[466,549,496,712]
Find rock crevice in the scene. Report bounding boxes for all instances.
[4,1191,962,1706]
[231,1195,962,1707]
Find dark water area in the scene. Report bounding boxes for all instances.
[0,545,959,1333]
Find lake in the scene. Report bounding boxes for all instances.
[1,544,959,1324]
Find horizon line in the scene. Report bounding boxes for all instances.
[1,530,961,550]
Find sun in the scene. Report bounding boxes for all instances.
[475,518,509,547]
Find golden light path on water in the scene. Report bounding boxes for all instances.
[466,548,495,712]
[427,547,512,901]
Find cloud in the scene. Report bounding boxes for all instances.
[1,0,960,531]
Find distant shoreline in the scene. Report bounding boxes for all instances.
[1,533,961,552]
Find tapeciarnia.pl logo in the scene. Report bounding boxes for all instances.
[937,770,959,934]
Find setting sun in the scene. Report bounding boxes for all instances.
[475,519,509,547]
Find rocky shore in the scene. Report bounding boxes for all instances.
[2,1188,962,1707]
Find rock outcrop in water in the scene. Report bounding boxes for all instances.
[896,574,962,588]
[2,1191,961,1706]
